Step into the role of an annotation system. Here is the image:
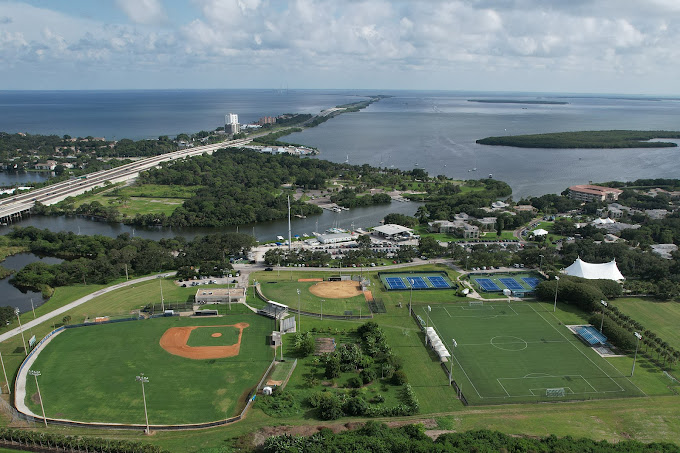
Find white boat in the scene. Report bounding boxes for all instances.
[276,235,284,241]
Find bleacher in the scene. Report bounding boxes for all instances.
[258,301,289,319]
[576,325,608,346]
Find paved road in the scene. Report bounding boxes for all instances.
[0,272,175,344]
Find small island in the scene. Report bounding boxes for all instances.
[468,99,568,105]
[476,130,680,148]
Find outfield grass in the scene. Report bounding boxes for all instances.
[414,301,644,405]
[25,308,274,425]
[613,298,680,351]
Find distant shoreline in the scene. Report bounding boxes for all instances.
[468,99,568,105]
[476,130,680,149]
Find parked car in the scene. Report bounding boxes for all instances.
[264,267,273,271]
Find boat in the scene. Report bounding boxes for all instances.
[276,235,284,241]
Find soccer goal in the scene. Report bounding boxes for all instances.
[469,301,484,307]
[546,387,566,397]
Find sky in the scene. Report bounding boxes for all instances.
[1,0,679,94]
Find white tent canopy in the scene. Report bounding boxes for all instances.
[563,258,625,281]
[532,228,549,236]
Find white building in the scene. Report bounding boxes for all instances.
[225,113,240,134]
[372,224,416,241]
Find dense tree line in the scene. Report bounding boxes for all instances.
[421,179,512,220]
[477,130,680,148]
[263,422,680,453]
[330,188,391,208]
[383,213,419,228]
[5,227,254,294]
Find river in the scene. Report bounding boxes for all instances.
[1,199,420,242]
[0,253,63,313]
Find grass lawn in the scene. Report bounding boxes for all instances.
[25,307,274,424]
[70,184,200,217]
[413,300,645,405]
[613,298,680,351]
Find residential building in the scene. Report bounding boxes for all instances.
[568,184,623,202]
[428,220,479,239]
[225,113,240,134]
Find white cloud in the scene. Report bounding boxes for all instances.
[1,0,680,92]
[116,0,166,25]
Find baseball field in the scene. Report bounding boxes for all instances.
[23,306,274,425]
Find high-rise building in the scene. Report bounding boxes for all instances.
[225,113,240,134]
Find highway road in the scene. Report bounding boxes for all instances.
[0,137,251,222]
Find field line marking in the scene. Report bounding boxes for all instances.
[496,378,511,396]
[426,313,485,400]
[508,304,519,315]
[527,303,639,395]
[443,306,452,317]
[579,374,599,393]
[539,303,647,396]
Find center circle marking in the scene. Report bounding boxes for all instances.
[490,336,528,351]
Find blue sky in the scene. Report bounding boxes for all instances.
[1,0,679,94]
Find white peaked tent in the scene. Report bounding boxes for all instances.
[564,258,625,281]
[532,228,549,236]
[592,217,616,225]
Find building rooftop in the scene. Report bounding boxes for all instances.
[372,224,413,235]
[569,184,623,196]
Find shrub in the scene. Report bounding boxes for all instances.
[360,368,376,384]
[318,393,344,420]
[391,370,408,385]
[343,396,368,416]
[347,376,363,388]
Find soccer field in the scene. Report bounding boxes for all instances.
[23,309,274,425]
[414,301,644,405]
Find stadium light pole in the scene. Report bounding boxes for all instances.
[631,332,642,377]
[465,255,469,271]
[409,285,413,316]
[538,254,544,272]
[296,289,301,331]
[136,373,150,434]
[0,352,9,393]
[30,298,36,319]
[599,300,608,333]
[15,308,27,355]
[320,299,324,321]
[28,370,47,428]
[426,305,431,330]
[159,278,165,313]
[553,276,560,313]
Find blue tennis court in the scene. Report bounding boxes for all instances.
[385,277,407,290]
[475,278,501,292]
[499,277,524,291]
[522,277,541,288]
[407,276,428,289]
[428,276,451,288]
[576,326,608,346]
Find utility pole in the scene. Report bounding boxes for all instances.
[15,308,27,355]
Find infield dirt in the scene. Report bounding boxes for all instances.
[159,322,249,359]
[308,280,363,298]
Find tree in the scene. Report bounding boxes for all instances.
[356,234,372,249]
[62,315,72,325]
[496,217,504,237]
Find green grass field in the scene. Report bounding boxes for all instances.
[613,298,680,351]
[414,301,644,405]
[256,273,368,316]
[24,307,274,425]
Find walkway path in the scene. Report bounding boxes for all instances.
[0,272,175,344]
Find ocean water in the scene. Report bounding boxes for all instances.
[2,89,680,198]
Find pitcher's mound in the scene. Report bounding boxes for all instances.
[309,281,362,298]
